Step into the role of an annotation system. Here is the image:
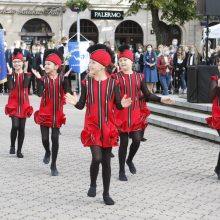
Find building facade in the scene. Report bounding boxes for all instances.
[0,0,212,50]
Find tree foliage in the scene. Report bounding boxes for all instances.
[126,0,198,25]
[124,0,198,45]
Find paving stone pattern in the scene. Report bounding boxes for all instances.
[0,95,220,220]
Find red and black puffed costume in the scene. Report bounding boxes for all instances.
[112,71,156,133]
[5,65,33,118]
[75,75,123,148]
[206,76,220,129]
[34,74,70,128]
[139,73,151,130]
[34,52,71,128]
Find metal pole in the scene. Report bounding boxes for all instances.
[205,15,209,65]
[60,5,64,37]
[77,11,80,42]
[76,11,81,94]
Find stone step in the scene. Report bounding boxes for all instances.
[148,114,220,143]
[157,95,212,113]
[148,102,211,125]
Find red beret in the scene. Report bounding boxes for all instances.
[46,53,62,69]
[12,53,24,62]
[118,49,134,61]
[90,49,111,67]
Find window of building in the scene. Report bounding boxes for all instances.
[69,19,98,43]
[168,25,182,45]
[21,19,52,33]
[20,19,54,45]
[115,20,143,51]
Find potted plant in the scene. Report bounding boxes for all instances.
[65,0,90,12]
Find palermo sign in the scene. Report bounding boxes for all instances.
[91,10,123,20]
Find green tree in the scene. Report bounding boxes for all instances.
[125,0,198,45]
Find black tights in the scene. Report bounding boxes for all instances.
[10,117,26,152]
[40,126,60,168]
[90,146,112,196]
[119,131,142,173]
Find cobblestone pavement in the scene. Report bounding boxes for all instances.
[0,95,220,220]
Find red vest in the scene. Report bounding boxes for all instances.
[34,75,66,128]
[206,76,220,129]
[5,73,33,118]
[81,76,119,148]
[112,71,150,133]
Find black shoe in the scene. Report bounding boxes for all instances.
[126,160,136,174]
[43,152,51,164]
[103,195,115,205]
[9,146,15,154]
[214,167,220,180]
[110,152,115,158]
[17,151,24,158]
[87,186,96,197]
[51,167,59,176]
[119,172,128,181]
[141,137,147,142]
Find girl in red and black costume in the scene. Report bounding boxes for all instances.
[32,49,71,176]
[5,49,33,158]
[113,45,175,181]
[206,56,220,180]
[65,44,132,205]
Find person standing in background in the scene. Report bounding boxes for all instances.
[173,46,187,94]
[134,46,143,72]
[143,44,158,93]
[157,47,173,96]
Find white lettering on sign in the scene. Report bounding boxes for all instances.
[92,10,123,19]
[95,12,122,18]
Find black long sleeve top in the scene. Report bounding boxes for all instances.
[75,83,124,110]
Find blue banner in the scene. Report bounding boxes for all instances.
[0,30,7,84]
[68,41,90,74]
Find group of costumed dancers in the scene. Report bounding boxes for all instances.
[4,44,220,205]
